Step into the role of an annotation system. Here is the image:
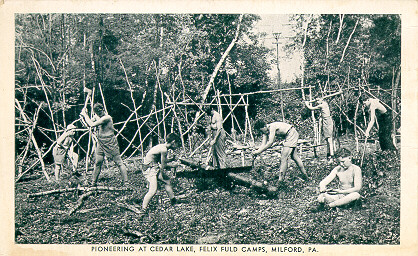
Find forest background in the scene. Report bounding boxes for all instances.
[10,13,407,246]
[15,14,401,164]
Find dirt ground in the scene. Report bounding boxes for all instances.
[15,135,400,244]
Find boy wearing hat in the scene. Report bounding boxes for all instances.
[53,124,77,181]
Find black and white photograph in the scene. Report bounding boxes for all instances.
[1,0,417,255]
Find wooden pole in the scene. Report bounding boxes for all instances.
[31,55,58,140]
[15,101,43,176]
[309,86,318,157]
[196,14,243,119]
[155,61,167,141]
[354,94,360,152]
[98,83,108,113]
[340,19,359,63]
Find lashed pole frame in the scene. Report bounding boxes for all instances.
[84,86,95,176]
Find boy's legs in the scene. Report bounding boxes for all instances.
[113,155,128,185]
[53,147,65,181]
[278,146,292,182]
[290,147,309,179]
[158,171,175,200]
[54,164,62,181]
[318,192,341,204]
[328,192,361,207]
[142,172,158,210]
[91,154,104,186]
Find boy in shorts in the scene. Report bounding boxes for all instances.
[252,120,309,182]
[305,98,335,161]
[140,133,182,214]
[53,124,77,181]
[317,148,362,208]
[80,103,128,186]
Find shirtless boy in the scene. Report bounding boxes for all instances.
[305,98,335,160]
[317,148,362,208]
[252,120,309,182]
[80,103,128,186]
[141,133,182,214]
[364,98,396,151]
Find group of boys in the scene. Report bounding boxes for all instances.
[53,95,394,215]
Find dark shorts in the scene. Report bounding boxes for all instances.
[377,111,396,151]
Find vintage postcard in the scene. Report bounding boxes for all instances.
[1,0,417,255]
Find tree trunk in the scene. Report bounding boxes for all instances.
[192,14,244,125]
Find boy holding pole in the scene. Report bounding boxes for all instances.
[80,103,128,187]
[52,124,77,181]
[204,105,226,168]
[305,97,335,161]
[364,98,397,151]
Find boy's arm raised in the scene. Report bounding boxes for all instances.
[55,132,67,148]
[81,109,110,127]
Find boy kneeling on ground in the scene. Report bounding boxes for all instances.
[140,133,183,215]
[316,148,362,209]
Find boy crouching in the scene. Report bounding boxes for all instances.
[140,133,182,215]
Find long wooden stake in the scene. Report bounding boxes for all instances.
[98,83,108,113]
[360,139,367,167]
[31,56,58,140]
[340,19,359,63]
[119,58,144,157]
[15,101,43,175]
[354,94,361,151]
[154,61,167,141]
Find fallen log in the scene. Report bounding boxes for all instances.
[178,158,252,177]
[27,185,132,198]
[178,158,277,195]
[28,187,78,198]
[227,173,278,194]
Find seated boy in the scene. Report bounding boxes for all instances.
[140,133,182,215]
[317,148,362,208]
[52,124,77,181]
